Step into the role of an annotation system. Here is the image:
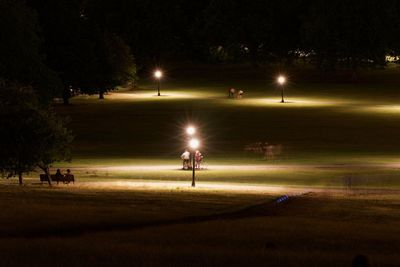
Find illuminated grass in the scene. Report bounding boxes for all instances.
[49,68,400,189]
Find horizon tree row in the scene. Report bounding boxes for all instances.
[82,0,400,70]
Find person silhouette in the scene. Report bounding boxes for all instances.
[195,150,203,169]
[181,150,190,170]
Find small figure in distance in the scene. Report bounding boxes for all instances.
[237,90,244,99]
[195,150,203,169]
[181,150,191,170]
[229,88,236,98]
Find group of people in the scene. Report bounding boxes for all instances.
[244,142,283,160]
[228,88,244,99]
[181,150,203,170]
[55,168,74,183]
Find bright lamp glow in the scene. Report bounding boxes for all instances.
[277,76,286,85]
[189,138,200,149]
[186,126,196,136]
[154,70,163,79]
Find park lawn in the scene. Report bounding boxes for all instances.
[0,182,399,267]
[56,66,400,163]
[24,154,400,191]
[33,163,400,189]
[5,65,400,265]
[43,66,400,190]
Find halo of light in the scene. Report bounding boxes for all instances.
[189,138,200,149]
[186,126,196,136]
[277,76,286,85]
[154,70,163,79]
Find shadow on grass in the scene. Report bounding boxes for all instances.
[0,193,310,239]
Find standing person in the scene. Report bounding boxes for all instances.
[237,90,244,99]
[195,150,203,169]
[229,88,236,98]
[181,150,190,170]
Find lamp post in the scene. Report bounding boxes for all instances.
[186,126,197,186]
[189,138,199,187]
[277,75,286,103]
[154,70,163,96]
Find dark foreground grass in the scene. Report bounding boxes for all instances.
[1,183,399,267]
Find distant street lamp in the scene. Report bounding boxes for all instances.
[189,138,199,187]
[154,70,163,96]
[277,75,286,103]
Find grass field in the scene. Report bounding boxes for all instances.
[1,182,399,267]
[4,65,400,266]
[40,64,400,189]
[56,65,400,161]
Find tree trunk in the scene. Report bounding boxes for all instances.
[18,172,23,185]
[129,80,137,91]
[45,167,52,186]
[99,91,104,99]
[38,164,52,186]
[63,96,70,105]
[63,87,71,105]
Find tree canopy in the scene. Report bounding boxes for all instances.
[0,0,61,103]
[26,0,137,101]
[0,82,73,185]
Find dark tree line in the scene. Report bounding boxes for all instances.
[76,0,400,72]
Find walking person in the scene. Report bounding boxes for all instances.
[229,88,236,98]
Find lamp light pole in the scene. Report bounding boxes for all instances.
[154,70,163,96]
[277,75,286,103]
[189,138,199,187]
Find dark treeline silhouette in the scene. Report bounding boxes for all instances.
[2,0,400,101]
[80,0,400,70]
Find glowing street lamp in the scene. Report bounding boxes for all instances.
[154,70,163,96]
[186,126,196,136]
[189,138,200,187]
[189,138,199,150]
[277,75,286,103]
